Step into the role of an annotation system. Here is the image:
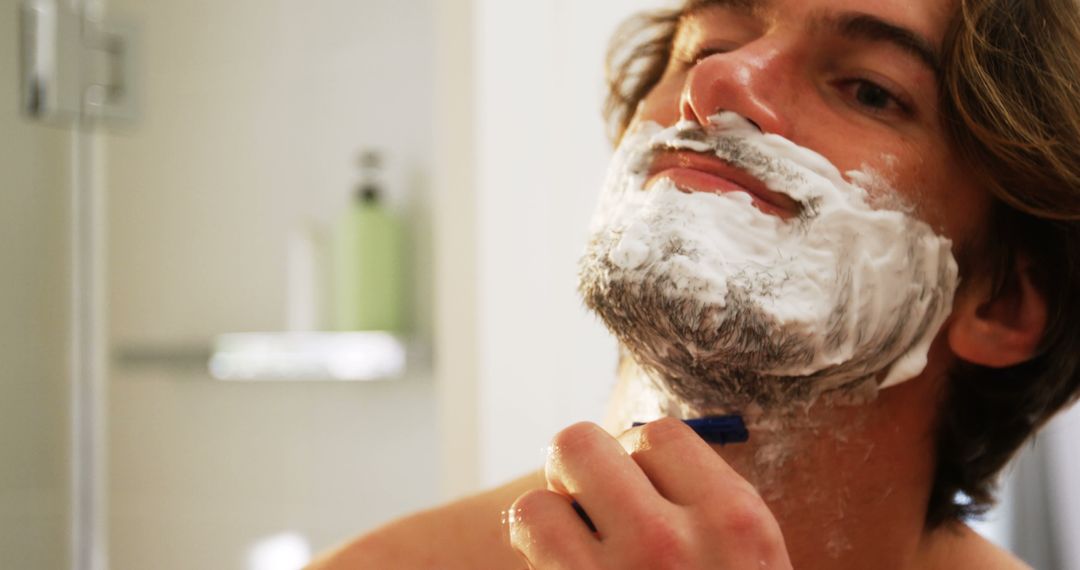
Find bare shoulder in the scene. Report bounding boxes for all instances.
[923,522,1031,570]
[307,471,544,570]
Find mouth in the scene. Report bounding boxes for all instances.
[645,150,801,219]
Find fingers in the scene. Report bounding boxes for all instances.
[508,489,600,570]
[616,419,789,566]
[544,422,668,536]
[618,417,752,506]
[516,419,793,569]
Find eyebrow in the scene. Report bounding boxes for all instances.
[826,12,941,74]
[686,0,763,17]
[682,2,941,74]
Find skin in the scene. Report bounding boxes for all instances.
[309,0,1049,567]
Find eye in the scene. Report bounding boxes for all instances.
[837,79,913,117]
[854,82,892,108]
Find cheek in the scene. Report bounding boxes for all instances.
[874,149,990,246]
[797,131,986,245]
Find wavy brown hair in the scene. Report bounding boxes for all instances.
[603,0,1080,526]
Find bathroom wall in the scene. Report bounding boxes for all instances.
[1046,406,1080,568]
[473,0,663,487]
[0,0,72,566]
[103,0,440,567]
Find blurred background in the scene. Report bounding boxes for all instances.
[2,0,1078,568]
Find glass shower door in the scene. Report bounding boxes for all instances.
[8,0,444,567]
[1,0,73,566]
[3,1,111,568]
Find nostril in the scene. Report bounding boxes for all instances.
[745,117,763,132]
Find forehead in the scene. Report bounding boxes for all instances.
[679,0,956,46]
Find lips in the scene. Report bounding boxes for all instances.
[645,150,801,218]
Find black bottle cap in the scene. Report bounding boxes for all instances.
[359,184,380,204]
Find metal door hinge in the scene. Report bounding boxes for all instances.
[20,0,136,126]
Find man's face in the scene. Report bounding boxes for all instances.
[579,0,987,415]
[633,0,986,241]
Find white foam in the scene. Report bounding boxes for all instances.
[588,112,959,391]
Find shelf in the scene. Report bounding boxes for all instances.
[113,332,409,382]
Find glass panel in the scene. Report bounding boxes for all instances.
[0,0,73,567]
[103,1,439,567]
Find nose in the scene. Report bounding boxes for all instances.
[679,48,790,137]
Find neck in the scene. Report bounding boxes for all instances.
[605,355,950,570]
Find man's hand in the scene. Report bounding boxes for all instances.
[507,419,793,569]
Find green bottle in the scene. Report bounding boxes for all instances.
[334,151,406,332]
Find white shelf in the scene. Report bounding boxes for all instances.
[209,332,407,381]
[114,332,410,382]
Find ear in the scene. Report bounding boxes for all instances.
[948,257,1048,368]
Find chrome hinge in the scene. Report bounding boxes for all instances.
[20,0,136,126]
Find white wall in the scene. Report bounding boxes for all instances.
[473,0,660,487]
[0,0,73,567]
[1046,405,1080,567]
[104,1,440,567]
[433,0,481,499]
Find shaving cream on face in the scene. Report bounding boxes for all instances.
[579,113,959,413]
